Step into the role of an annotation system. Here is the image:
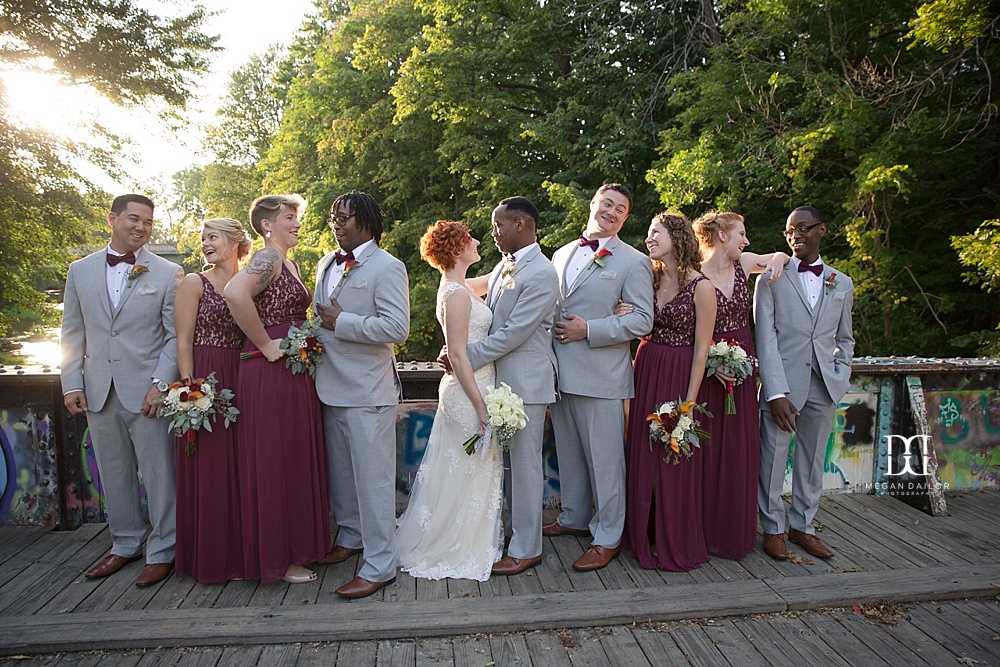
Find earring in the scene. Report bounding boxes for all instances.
[265,231,271,239]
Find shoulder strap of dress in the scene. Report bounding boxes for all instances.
[438,279,467,303]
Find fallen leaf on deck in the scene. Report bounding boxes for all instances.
[788,554,815,565]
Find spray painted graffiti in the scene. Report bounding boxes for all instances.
[395,403,562,507]
[0,408,59,525]
[925,389,1000,490]
[782,391,877,494]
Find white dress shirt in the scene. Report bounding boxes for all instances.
[563,236,609,293]
[488,242,537,307]
[106,246,134,309]
[326,239,374,299]
[793,255,824,310]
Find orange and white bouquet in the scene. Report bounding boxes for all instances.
[647,399,711,465]
[705,338,755,414]
[156,372,238,454]
[241,320,324,379]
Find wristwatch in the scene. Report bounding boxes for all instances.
[155,380,169,392]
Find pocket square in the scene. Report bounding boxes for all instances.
[599,270,617,280]
[350,280,369,289]
[138,284,158,295]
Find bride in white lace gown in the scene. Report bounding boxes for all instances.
[396,221,503,581]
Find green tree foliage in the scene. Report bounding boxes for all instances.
[647,0,1000,356]
[0,0,218,336]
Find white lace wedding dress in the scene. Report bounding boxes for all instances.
[396,279,504,581]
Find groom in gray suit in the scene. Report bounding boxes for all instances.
[754,205,854,561]
[547,184,654,572]
[314,191,410,599]
[61,194,183,587]
[465,196,559,576]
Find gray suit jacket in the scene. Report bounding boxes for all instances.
[753,261,855,409]
[313,243,410,407]
[551,236,654,399]
[468,244,559,405]
[61,246,182,413]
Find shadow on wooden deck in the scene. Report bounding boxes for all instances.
[1,491,998,656]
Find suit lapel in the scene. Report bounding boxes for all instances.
[814,265,835,323]
[568,236,615,297]
[785,262,813,314]
[316,253,334,305]
[95,253,113,319]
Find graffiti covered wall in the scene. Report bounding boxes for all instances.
[0,408,59,525]
[781,389,878,495]
[925,389,1000,490]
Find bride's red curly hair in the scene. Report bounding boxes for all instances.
[420,220,472,271]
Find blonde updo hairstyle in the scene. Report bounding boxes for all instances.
[651,212,702,292]
[248,194,307,238]
[203,217,253,262]
[419,220,472,272]
[693,211,744,259]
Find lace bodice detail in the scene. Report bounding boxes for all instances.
[713,261,752,335]
[436,280,493,342]
[194,273,245,349]
[646,275,708,347]
[253,263,310,327]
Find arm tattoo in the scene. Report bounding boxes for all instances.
[246,248,279,287]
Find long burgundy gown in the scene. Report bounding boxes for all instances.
[624,275,711,571]
[236,263,330,583]
[175,273,244,583]
[701,261,759,560]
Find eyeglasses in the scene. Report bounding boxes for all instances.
[782,222,822,239]
[327,213,355,225]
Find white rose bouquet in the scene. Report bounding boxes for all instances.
[462,382,529,456]
[155,372,239,454]
[647,399,712,465]
[705,338,755,415]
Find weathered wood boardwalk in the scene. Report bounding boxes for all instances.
[2,491,1000,665]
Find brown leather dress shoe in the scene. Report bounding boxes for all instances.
[323,545,363,564]
[541,520,590,538]
[335,576,396,599]
[762,533,789,560]
[572,545,620,571]
[135,562,173,587]
[85,554,142,580]
[491,555,542,576]
[789,529,834,559]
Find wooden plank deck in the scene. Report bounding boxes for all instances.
[1,491,999,663]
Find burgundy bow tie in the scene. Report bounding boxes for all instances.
[107,251,136,267]
[335,250,355,265]
[797,261,822,276]
[579,236,599,251]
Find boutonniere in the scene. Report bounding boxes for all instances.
[338,259,360,287]
[501,259,516,278]
[126,265,149,288]
[592,248,613,267]
[824,272,839,295]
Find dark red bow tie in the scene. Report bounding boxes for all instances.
[579,236,599,251]
[335,250,355,265]
[797,261,823,276]
[107,251,136,267]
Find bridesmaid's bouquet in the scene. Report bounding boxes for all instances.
[463,382,528,457]
[241,320,324,379]
[647,399,711,465]
[705,338,755,415]
[155,373,239,455]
